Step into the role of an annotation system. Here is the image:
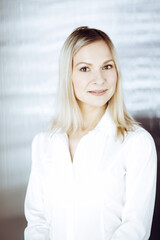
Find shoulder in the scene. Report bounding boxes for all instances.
[124,125,157,164]
[125,125,155,148]
[32,132,52,151]
[31,131,63,160]
[32,131,52,145]
[32,130,62,147]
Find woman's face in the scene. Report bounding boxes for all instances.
[72,40,117,110]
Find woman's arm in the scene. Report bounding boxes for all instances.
[111,130,157,240]
[24,135,50,240]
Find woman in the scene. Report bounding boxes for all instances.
[24,26,157,240]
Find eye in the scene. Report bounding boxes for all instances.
[103,64,113,70]
[79,66,90,72]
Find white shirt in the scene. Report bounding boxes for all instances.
[24,109,157,240]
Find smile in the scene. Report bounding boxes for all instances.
[88,89,107,96]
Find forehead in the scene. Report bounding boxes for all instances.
[73,40,113,64]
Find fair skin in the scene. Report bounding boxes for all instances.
[68,40,117,162]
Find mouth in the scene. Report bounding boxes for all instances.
[88,89,107,96]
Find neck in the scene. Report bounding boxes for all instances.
[78,102,107,131]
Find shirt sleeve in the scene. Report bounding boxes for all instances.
[24,134,50,240]
[111,130,157,240]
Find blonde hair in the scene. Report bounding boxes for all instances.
[51,26,138,138]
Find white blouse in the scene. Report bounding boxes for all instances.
[24,110,157,240]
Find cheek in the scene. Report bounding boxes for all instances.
[107,73,117,88]
[72,76,84,99]
[73,79,81,93]
[113,77,117,89]
[72,74,87,92]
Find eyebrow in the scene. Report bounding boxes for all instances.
[75,59,114,67]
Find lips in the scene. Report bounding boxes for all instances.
[88,89,107,96]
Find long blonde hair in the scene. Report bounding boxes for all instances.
[51,26,138,138]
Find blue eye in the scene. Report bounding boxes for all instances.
[103,64,113,70]
[80,67,89,72]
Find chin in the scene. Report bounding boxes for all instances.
[90,98,111,106]
[87,101,108,108]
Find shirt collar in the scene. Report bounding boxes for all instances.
[51,106,117,139]
[90,107,117,138]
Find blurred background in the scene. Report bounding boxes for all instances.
[0,0,160,239]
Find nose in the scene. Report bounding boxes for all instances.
[93,69,106,85]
